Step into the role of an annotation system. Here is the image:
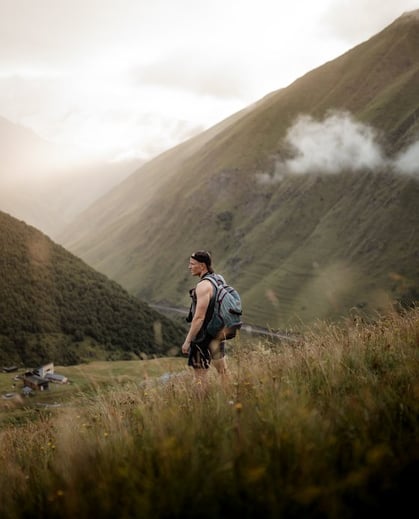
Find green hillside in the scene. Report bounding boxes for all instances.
[59,11,419,330]
[0,211,186,367]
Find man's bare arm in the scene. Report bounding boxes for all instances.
[181,280,212,354]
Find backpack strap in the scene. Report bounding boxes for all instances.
[200,272,217,308]
[201,272,224,289]
[185,288,196,323]
[196,273,220,332]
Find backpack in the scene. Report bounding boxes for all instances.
[186,273,243,340]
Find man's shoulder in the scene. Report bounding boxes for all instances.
[197,277,213,288]
[197,274,218,291]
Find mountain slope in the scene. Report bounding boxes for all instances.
[59,10,419,329]
[0,211,185,366]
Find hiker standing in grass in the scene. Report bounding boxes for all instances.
[181,251,229,379]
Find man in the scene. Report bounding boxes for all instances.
[181,250,228,378]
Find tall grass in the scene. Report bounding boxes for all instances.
[1,308,418,518]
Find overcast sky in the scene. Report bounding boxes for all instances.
[0,0,417,163]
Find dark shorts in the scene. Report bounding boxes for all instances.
[188,333,226,370]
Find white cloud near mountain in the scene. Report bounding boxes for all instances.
[282,111,419,177]
[393,141,419,175]
[284,112,385,174]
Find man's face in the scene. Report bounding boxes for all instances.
[188,258,204,277]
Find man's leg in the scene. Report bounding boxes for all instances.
[188,342,211,392]
[209,338,229,379]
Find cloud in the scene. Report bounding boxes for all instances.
[393,141,419,175]
[284,112,385,174]
[0,0,415,163]
[0,1,110,66]
[277,111,419,178]
[132,51,251,100]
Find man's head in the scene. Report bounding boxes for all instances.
[189,250,214,276]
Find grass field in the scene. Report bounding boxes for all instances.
[1,308,418,518]
[0,357,186,425]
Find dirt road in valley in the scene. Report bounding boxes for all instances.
[150,304,300,342]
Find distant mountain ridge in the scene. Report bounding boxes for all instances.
[0,211,185,366]
[56,10,419,329]
[0,115,142,237]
